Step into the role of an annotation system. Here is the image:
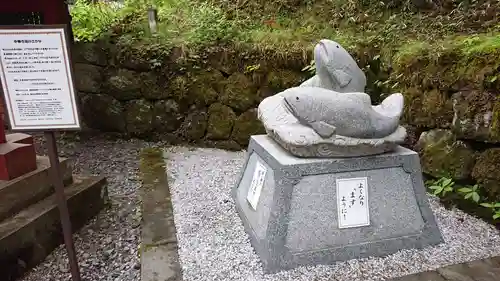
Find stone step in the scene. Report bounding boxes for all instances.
[0,156,73,222]
[0,175,107,281]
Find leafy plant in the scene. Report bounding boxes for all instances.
[244,64,261,74]
[70,0,124,42]
[458,184,481,203]
[427,177,455,197]
[480,202,500,220]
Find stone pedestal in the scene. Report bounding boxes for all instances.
[233,135,443,273]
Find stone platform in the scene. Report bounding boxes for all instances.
[0,156,107,281]
[233,135,444,273]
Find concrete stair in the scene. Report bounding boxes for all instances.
[0,156,107,281]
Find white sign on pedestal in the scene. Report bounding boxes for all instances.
[336,177,370,229]
[247,161,267,210]
[0,27,80,130]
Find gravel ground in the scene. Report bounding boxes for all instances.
[19,133,162,281]
[165,146,500,281]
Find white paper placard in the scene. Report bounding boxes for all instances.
[336,177,370,229]
[0,27,80,130]
[246,161,267,210]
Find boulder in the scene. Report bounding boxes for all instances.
[220,73,256,111]
[231,108,265,146]
[415,129,476,180]
[472,149,500,200]
[152,100,183,133]
[139,72,164,100]
[180,110,208,140]
[125,99,154,135]
[73,42,108,66]
[79,93,125,132]
[73,64,103,94]
[452,90,500,143]
[188,70,225,106]
[206,103,236,140]
[106,69,143,100]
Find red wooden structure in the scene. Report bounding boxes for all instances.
[0,0,72,180]
[0,0,71,26]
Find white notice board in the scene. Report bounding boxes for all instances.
[336,177,370,229]
[0,26,80,131]
[247,161,267,210]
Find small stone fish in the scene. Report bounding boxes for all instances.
[281,87,403,139]
[300,39,366,93]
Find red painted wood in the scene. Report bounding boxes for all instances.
[0,0,69,24]
[0,142,37,181]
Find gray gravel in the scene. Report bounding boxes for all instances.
[165,146,500,281]
[19,133,161,281]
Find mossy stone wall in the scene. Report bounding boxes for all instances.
[71,40,500,202]
[393,46,500,201]
[71,41,309,150]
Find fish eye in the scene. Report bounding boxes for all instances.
[336,45,339,48]
[296,97,299,101]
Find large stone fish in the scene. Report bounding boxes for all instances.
[300,39,366,93]
[282,87,403,139]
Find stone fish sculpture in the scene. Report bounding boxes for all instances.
[282,90,403,139]
[300,39,366,93]
[258,87,407,158]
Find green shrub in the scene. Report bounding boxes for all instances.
[70,0,124,42]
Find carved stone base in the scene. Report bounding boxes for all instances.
[233,135,443,273]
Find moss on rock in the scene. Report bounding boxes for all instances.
[472,148,500,200]
[266,69,304,92]
[139,72,164,100]
[180,110,208,140]
[220,73,256,111]
[231,109,265,146]
[168,75,190,103]
[188,69,226,106]
[404,88,453,128]
[79,93,125,132]
[73,41,108,67]
[74,63,103,94]
[125,99,154,135]
[451,90,500,142]
[106,68,143,100]
[415,129,476,180]
[152,100,183,132]
[206,103,236,140]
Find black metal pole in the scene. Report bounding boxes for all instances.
[45,131,82,281]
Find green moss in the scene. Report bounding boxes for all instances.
[266,69,305,92]
[169,75,190,102]
[220,73,257,111]
[416,129,476,180]
[188,70,225,106]
[472,149,500,200]
[206,103,236,140]
[490,101,500,140]
[404,88,453,128]
[231,109,265,146]
[125,99,154,135]
[181,110,208,140]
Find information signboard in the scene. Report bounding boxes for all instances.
[0,25,80,130]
